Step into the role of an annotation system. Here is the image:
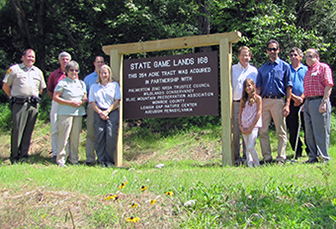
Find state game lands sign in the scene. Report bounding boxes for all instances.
[123,51,219,119]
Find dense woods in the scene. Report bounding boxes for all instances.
[1,0,335,115]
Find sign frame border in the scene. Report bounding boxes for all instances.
[102,32,241,167]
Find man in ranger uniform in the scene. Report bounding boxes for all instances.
[2,49,46,164]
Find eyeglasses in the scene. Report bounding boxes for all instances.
[69,69,79,72]
[305,55,313,58]
[267,47,278,52]
[290,53,298,57]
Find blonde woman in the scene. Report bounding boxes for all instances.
[89,65,121,168]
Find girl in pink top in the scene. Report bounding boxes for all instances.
[239,78,262,167]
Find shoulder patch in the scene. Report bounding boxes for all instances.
[6,68,11,75]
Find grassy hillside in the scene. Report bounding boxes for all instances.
[0,120,335,228]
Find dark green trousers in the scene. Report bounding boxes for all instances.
[10,102,38,163]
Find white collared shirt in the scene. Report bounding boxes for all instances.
[232,62,258,100]
[89,81,121,109]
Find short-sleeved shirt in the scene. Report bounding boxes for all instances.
[290,63,308,96]
[303,61,334,97]
[84,71,98,96]
[54,77,86,116]
[89,81,121,109]
[232,62,258,100]
[256,58,292,97]
[3,63,46,97]
[47,67,67,93]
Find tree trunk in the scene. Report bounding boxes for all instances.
[36,0,46,72]
[11,0,34,49]
[196,0,211,52]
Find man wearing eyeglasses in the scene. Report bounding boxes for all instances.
[286,47,310,159]
[47,51,71,162]
[296,49,333,163]
[232,46,258,165]
[84,56,105,166]
[256,39,292,165]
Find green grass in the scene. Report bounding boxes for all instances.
[0,116,336,228]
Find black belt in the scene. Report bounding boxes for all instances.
[233,100,240,102]
[263,95,282,99]
[10,96,41,104]
[306,96,323,101]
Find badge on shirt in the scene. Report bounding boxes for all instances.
[6,68,11,75]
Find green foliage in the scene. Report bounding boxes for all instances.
[0,103,12,131]
[330,110,336,145]
[180,180,336,228]
[91,205,118,227]
[37,92,51,122]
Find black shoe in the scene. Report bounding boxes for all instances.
[11,159,19,165]
[100,162,106,168]
[86,161,96,166]
[305,158,318,164]
[68,159,79,166]
[50,156,57,163]
[105,162,114,168]
[260,158,273,165]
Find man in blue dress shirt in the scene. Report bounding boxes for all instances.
[286,47,309,158]
[84,56,105,165]
[256,39,292,164]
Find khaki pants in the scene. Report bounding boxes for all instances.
[259,98,287,162]
[232,101,246,161]
[56,115,82,165]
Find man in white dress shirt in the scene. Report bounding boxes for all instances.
[231,46,258,165]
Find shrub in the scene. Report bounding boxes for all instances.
[0,103,12,132]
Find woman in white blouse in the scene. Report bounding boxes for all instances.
[89,65,121,168]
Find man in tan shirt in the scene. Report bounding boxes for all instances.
[2,49,46,164]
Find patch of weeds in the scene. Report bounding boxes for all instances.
[91,205,119,227]
[178,180,336,228]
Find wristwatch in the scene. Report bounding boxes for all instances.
[322,99,327,103]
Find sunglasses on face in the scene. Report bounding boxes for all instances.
[267,47,278,52]
[290,53,298,57]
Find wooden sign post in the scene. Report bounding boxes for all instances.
[102,31,241,167]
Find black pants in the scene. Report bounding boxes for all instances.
[94,109,119,165]
[285,100,310,157]
[10,102,38,163]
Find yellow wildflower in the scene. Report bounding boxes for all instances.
[104,194,118,201]
[119,181,129,189]
[165,191,174,196]
[131,203,139,208]
[126,216,140,223]
[140,185,148,191]
[150,199,156,205]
